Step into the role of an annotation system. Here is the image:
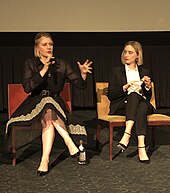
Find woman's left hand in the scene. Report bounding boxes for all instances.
[143,76,151,89]
[77,59,93,74]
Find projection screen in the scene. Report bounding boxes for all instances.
[0,0,170,32]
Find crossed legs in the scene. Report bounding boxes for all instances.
[38,110,79,172]
[117,93,150,162]
[53,117,79,156]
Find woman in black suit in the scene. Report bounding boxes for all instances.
[6,32,92,175]
[108,41,154,163]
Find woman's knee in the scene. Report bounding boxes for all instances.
[128,92,140,99]
[137,102,148,116]
[42,121,54,130]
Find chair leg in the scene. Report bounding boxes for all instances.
[12,127,16,166]
[96,123,101,150]
[169,126,170,153]
[109,124,113,161]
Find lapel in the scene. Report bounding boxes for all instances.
[138,66,145,79]
[120,66,127,84]
[33,57,43,72]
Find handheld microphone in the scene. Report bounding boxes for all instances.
[48,57,56,78]
[49,57,56,63]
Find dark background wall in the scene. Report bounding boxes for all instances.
[0,32,170,112]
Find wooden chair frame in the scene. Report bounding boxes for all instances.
[8,83,71,166]
[96,82,170,161]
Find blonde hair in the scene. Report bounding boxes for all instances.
[121,41,143,66]
[34,32,53,57]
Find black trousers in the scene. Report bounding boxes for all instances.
[115,92,153,136]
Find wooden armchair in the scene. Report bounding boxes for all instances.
[96,82,170,161]
[8,83,72,165]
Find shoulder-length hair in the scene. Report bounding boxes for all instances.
[34,32,53,57]
[121,41,143,66]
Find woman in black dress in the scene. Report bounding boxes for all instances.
[108,41,154,163]
[6,32,92,175]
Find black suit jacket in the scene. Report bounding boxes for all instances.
[108,65,152,115]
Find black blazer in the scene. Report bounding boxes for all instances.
[108,66,152,115]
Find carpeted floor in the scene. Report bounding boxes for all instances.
[0,110,170,193]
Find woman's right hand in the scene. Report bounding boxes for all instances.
[42,55,55,67]
[40,55,55,77]
[123,81,139,92]
[123,81,136,92]
[123,83,131,92]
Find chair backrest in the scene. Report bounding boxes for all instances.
[96,82,110,116]
[8,83,72,118]
[61,83,72,112]
[150,82,156,109]
[96,82,156,117]
[8,84,30,118]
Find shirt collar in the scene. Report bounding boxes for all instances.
[125,64,138,71]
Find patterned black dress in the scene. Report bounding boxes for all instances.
[6,57,87,145]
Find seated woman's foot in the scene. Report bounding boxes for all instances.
[69,146,79,158]
[37,170,49,176]
[71,151,80,158]
[117,131,131,152]
[138,146,150,164]
[37,159,49,176]
[65,139,79,157]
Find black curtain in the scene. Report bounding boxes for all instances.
[0,32,170,111]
